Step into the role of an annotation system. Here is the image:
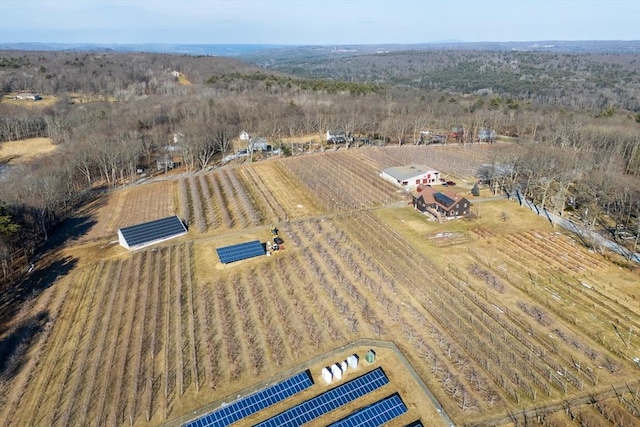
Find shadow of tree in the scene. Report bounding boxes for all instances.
[0,256,76,331]
[0,311,49,382]
[47,191,109,246]
[45,215,98,249]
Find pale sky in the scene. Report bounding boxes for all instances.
[1,0,639,45]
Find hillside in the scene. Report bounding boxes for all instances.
[242,48,640,110]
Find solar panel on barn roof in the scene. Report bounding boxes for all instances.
[216,240,265,264]
[118,216,187,250]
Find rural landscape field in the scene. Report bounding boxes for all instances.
[1,141,639,426]
[1,33,639,427]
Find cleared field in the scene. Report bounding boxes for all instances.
[0,137,57,163]
[78,180,176,242]
[0,94,59,108]
[1,145,639,427]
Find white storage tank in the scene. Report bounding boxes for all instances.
[347,354,359,369]
[331,363,343,381]
[321,367,333,384]
[341,361,348,373]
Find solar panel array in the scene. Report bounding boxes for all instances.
[255,368,389,427]
[329,394,407,427]
[405,421,424,427]
[119,216,187,248]
[184,371,313,427]
[434,192,455,207]
[216,240,265,264]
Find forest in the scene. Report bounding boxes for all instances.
[0,47,638,283]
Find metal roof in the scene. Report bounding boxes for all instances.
[118,216,187,249]
[382,164,437,181]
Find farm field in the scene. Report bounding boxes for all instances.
[1,144,639,427]
[83,144,493,241]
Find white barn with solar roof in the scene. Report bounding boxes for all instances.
[118,216,187,250]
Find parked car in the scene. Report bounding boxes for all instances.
[445,181,457,186]
[448,126,464,141]
[417,130,445,145]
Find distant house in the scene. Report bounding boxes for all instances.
[239,131,251,141]
[248,137,271,152]
[157,155,176,171]
[412,185,471,219]
[326,130,347,144]
[15,93,42,101]
[380,165,441,188]
[477,128,497,143]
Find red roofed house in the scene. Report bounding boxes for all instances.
[412,185,471,219]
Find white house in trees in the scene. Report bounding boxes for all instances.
[381,164,441,188]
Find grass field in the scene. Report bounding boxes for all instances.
[176,74,191,85]
[0,137,57,163]
[1,144,639,427]
[0,94,59,108]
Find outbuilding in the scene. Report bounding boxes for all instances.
[118,216,187,250]
[381,164,441,188]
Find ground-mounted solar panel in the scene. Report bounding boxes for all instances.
[118,215,187,250]
[329,394,408,427]
[184,370,313,427]
[405,421,424,427]
[216,240,265,264]
[434,192,455,207]
[255,368,389,427]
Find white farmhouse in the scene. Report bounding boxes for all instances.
[380,164,441,188]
